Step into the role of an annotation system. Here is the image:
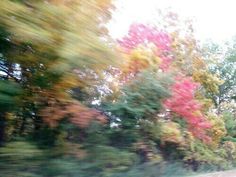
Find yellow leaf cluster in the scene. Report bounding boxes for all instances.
[207,113,227,148]
[123,45,161,75]
[193,70,223,94]
[160,121,184,145]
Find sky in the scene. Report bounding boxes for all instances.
[108,0,236,43]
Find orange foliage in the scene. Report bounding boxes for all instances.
[41,101,107,128]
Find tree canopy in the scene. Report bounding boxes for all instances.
[0,1,235,177]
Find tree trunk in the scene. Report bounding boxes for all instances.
[0,112,6,146]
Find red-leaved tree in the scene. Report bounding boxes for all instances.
[164,77,211,141]
[118,23,172,71]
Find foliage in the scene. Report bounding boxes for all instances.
[0,141,44,176]
[207,113,226,147]
[183,140,230,171]
[223,111,236,138]
[0,0,116,146]
[106,71,171,125]
[164,77,211,141]
[41,101,107,128]
[202,41,236,111]
[118,23,172,77]
[160,121,184,145]
[0,2,236,176]
[0,80,21,111]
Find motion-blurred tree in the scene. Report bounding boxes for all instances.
[0,0,116,143]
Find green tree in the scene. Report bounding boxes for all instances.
[202,41,236,112]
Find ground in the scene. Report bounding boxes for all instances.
[193,169,236,177]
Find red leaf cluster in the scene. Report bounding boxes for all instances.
[164,77,211,141]
[118,23,172,71]
[118,23,171,52]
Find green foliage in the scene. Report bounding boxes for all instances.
[0,141,44,176]
[203,41,236,111]
[0,80,21,110]
[0,1,236,176]
[106,71,171,122]
[111,162,195,177]
[183,140,229,170]
[85,145,138,176]
[223,111,236,137]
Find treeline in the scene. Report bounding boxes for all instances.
[0,0,236,177]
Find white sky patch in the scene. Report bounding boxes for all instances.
[108,0,236,42]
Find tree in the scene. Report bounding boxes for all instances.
[164,77,211,141]
[115,22,213,141]
[0,80,21,145]
[0,0,116,143]
[202,41,236,113]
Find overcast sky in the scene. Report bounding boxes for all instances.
[108,0,236,43]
